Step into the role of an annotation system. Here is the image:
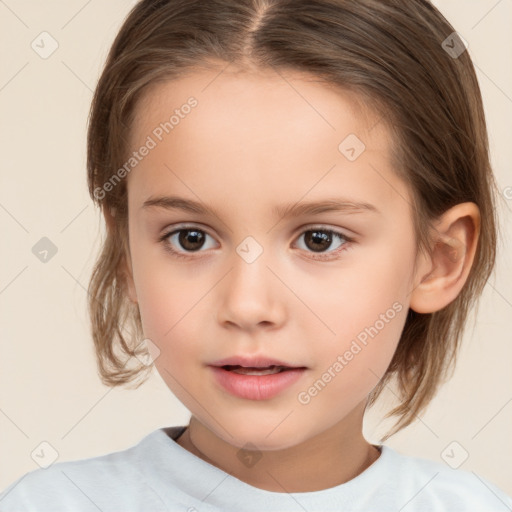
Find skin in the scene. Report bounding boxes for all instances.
[108,63,480,493]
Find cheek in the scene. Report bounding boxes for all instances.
[297,300,408,420]
[301,236,414,382]
[312,300,406,393]
[308,236,413,315]
[129,248,175,335]
[130,250,210,370]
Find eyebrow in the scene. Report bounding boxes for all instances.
[141,195,379,218]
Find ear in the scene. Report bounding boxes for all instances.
[102,205,138,304]
[409,202,480,314]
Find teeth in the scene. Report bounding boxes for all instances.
[227,365,286,376]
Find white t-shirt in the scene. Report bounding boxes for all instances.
[1,425,511,511]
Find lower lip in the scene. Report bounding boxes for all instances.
[209,366,307,400]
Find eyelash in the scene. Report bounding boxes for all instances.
[158,224,354,261]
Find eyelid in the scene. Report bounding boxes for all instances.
[159,222,216,239]
[294,223,356,238]
[297,223,358,241]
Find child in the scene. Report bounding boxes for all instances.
[1,0,511,510]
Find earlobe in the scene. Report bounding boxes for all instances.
[409,202,480,314]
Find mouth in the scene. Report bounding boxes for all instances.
[209,356,308,400]
[210,355,307,371]
[220,365,301,375]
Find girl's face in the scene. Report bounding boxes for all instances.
[124,66,423,449]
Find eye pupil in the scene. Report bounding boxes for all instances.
[305,230,331,252]
[179,229,205,250]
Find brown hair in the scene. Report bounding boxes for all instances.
[86,0,500,440]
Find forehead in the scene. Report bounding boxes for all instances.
[125,65,406,216]
[130,65,387,151]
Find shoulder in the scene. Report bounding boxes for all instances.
[0,430,168,512]
[382,445,512,511]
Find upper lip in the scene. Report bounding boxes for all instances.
[209,355,306,369]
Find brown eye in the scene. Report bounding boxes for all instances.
[177,229,206,251]
[294,227,351,258]
[162,227,217,256]
[303,230,333,252]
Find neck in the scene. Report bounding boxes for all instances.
[175,403,381,493]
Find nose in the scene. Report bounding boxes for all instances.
[216,248,286,331]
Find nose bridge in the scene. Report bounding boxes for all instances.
[228,235,272,300]
[216,234,285,328]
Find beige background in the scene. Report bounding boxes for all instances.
[1,0,511,496]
